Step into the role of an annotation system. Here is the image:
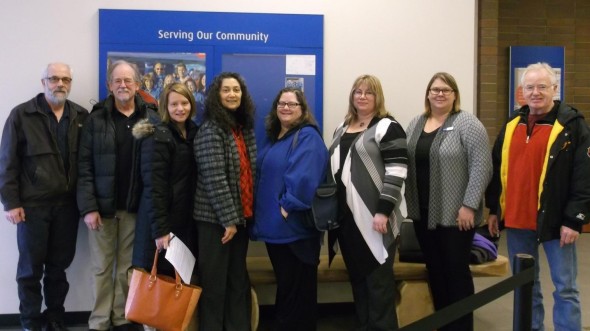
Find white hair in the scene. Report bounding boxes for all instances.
[520,62,557,85]
[42,62,73,79]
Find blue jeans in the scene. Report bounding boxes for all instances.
[506,228,581,331]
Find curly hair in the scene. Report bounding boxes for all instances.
[204,72,255,131]
[265,87,317,141]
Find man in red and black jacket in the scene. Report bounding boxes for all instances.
[486,62,590,331]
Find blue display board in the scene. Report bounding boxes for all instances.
[509,46,565,115]
[99,9,324,143]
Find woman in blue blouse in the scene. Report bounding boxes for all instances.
[251,87,328,331]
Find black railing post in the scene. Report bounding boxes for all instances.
[513,253,534,331]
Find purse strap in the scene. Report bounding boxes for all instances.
[151,250,183,286]
[292,127,334,185]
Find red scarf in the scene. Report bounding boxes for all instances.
[232,128,253,218]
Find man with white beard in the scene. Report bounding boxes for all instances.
[0,62,89,331]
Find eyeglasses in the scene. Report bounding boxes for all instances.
[353,90,375,98]
[277,101,300,109]
[429,88,454,96]
[45,76,72,84]
[523,84,554,93]
[111,78,135,86]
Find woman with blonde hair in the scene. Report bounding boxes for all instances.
[328,75,408,330]
[131,82,198,278]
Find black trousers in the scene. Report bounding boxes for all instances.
[17,203,79,329]
[334,213,399,331]
[266,240,319,331]
[196,222,251,331]
[413,214,475,331]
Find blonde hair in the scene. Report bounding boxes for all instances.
[158,83,196,123]
[520,62,558,86]
[344,75,390,125]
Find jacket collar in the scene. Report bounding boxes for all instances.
[518,101,582,127]
[27,93,80,120]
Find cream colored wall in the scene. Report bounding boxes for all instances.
[0,0,477,314]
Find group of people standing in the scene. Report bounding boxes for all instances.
[0,60,587,331]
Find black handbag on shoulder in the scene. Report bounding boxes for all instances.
[290,128,339,232]
[303,171,339,231]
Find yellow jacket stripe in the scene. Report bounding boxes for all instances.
[499,117,564,219]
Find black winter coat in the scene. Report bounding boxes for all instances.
[131,119,198,275]
[77,94,159,217]
[0,94,88,209]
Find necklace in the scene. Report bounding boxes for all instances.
[359,122,365,127]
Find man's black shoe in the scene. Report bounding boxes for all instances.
[112,324,137,331]
[45,321,69,331]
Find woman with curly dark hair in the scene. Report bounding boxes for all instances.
[193,72,256,331]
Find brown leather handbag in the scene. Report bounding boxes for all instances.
[125,251,202,331]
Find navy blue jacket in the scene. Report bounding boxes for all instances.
[131,119,198,272]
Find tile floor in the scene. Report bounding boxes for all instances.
[1,235,589,331]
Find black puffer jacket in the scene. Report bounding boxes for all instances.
[131,119,198,274]
[77,94,159,217]
[0,94,88,209]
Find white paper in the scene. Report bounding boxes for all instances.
[165,232,196,284]
[286,55,316,75]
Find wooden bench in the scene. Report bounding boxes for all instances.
[247,253,509,328]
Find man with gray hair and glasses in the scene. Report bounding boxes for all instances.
[77,60,159,331]
[0,62,88,331]
[486,62,590,331]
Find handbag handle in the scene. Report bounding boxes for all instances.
[292,128,335,185]
[150,250,184,295]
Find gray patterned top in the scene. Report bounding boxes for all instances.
[405,111,492,229]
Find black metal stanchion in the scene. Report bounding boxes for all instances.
[513,253,534,331]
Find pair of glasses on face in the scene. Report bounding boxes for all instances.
[277,101,300,109]
[353,90,375,98]
[45,76,72,84]
[429,88,454,96]
[112,78,135,86]
[523,84,555,93]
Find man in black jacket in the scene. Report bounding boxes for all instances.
[0,62,88,331]
[486,62,590,331]
[77,60,159,331]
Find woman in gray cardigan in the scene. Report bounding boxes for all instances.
[405,72,492,331]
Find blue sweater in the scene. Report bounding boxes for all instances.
[251,125,328,243]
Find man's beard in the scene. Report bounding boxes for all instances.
[46,90,68,105]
